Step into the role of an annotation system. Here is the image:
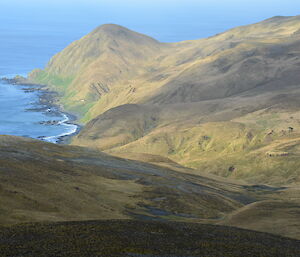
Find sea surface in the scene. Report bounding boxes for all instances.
[0,78,77,143]
[0,9,80,143]
[0,10,83,143]
[0,19,80,144]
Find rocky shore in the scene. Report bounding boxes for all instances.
[0,75,28,85]
[0,76,80,144]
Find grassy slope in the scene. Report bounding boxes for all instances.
[29,16,300,119]
[65,16,300,186]
[29,24,165,119]
[74,98,300,186]
[25,16,300,240]
[0,135,300,240]
[220,199,300,240]
[0,135,257,225]
[0,220,299,257]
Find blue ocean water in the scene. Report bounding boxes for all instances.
[0,79,78,143]
[0,6,85,143]
[0,0,299,142]
[0,21,80,143]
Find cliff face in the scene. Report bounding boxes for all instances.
[30,16,300,185]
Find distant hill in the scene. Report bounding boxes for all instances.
[29,24,165,118]
[29,16,300,185]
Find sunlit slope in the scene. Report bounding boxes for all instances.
[29,16,300,185]
[29,24,165,118]
[74,95,300,185]
[29,16,300,120]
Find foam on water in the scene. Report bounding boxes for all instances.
[43,114,78,143]
[0,78,79,144]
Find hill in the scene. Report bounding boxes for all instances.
[0,220,299,257]
[30,16,300,185]
[29,16,300,117]
[28,16,300,185]
[0,135,252,224]
[23,16,300,241]
[29,24,165,118]
[0,135,300,241]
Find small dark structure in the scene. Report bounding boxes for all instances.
[288,127,294,133]
[202,135,210,140]
[228,166,235,172]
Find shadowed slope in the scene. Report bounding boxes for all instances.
[0,220,299,257]
[0,135,258,225]
[220,199,300,240]
[1,135,300,240]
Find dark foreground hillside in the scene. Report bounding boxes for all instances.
[0,220,299,257]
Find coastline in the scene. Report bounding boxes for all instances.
[37,86,81,144]
[0,76,80,144]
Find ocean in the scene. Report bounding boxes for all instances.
[0,23,80,143]
[0,80,77,143]
[0,9,83,143]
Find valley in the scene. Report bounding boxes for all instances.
[1,14,300,256]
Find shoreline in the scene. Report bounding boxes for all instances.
[0,76,81,144]
[36,86,81,144]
